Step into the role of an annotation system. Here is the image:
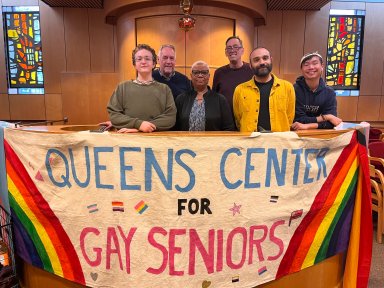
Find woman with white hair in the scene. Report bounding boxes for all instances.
[174,60,235,131]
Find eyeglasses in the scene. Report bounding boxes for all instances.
[135,56,153,62]
[225,45,242,52]
[191,70,209,76]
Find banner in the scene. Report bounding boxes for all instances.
[3,129,372,287]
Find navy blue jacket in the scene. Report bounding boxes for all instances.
[152,69,191,100]
[294,76,337,129]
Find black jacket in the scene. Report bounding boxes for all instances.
[175,88,235,131]
[294,76,337,129]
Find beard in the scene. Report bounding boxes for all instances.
[252,63,272,77]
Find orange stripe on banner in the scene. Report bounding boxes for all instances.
[343,162,362,287]
[290,144,358,272]
[6,160,75,279]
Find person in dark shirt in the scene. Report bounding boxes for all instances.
[213,36,253,117]
[291,52,342,130]
[233,47,295,132]
[175,60,235,131]
[152,44,191,100]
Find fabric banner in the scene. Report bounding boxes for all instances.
[3,129,372,287]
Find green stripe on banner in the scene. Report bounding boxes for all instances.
[8,193,53,272]
[315,170,358,263]
[0,128,10,211]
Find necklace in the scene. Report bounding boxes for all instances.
[134,78,155,85]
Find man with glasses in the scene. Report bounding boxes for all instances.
[153,44,191,100]
[233,47,295,132]
[213,36,253,120]
[174,60,235,131]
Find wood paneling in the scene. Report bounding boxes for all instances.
[9,95,46,120]
[39,2,66,94]
[304,3,329,57]
[0,95,10,119]
[336,96,358,121]
[357,96,381,121]
[89,9,116,72]
[257,11,283,74]
[136,14,233,84]
[64,8,91,72]
[280,11,306,76]
[186,16,234,67]
[379,96,384,121]
[45,94,63,120]
[61,73,119,124]
[359,3,384,96]
[136,15,186,74]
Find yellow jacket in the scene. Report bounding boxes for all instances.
[233,74,295,132]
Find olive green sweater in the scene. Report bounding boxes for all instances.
[107,80,176,130]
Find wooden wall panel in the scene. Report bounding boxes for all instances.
[39,2,66,94]
[380,97,384,121]
[257,11,283,74]
[89,9,116,72]
[304,3,329,57]
[9,95,45,120]
[359,3,384,96]
[64,8,91,72]
[0,10,7,94]
[136,16,186,74]
[336,96,358,121]
[186,16,234,68]
[0,95,10,119]
[357,96,381,121]
[61,73,119,124]
[280,11,306,76]
[45,94,63,121]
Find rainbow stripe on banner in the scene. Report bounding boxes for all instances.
[276,132,372,288]
[134,200,148,214]
[4,140,85,285]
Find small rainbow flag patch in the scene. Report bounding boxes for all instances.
[258,266,267,275]
[87,204,98,213]
[112,201,124,212]
[134,200,148,214]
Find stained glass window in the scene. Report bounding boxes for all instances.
[3,6,44,95]
[326,13,364,92]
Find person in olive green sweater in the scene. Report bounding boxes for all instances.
[107,44,176,133]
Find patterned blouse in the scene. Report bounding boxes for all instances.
[188,98,205,131]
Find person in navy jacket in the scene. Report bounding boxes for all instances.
[291,52,342,130]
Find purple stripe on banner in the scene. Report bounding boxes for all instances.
[139,205,148,214]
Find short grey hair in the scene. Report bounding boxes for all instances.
[158,44,176,58]
[191,60,209,70]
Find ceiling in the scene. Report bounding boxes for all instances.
[40,0,331,10]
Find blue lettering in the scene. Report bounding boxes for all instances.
[119,147,141,190]
[175,149,196,192]
[94,147,114,189]
[220,148,242,189]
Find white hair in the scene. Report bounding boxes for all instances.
[191,60,209,70]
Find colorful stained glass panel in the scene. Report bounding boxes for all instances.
[3,8,44,90]
[326,15,364,90]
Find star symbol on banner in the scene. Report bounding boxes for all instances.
[229,203,242,216]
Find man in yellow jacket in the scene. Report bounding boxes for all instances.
[233,47,295,132]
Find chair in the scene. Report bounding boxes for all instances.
[369,127,383,143]
[370,164,384,243]
[369,141,384,176]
